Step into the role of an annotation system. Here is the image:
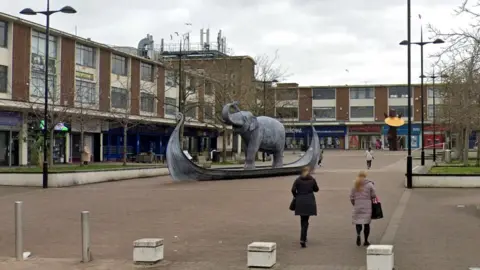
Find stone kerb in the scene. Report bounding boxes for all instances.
[411,161,480,187]
[0,167,169,187]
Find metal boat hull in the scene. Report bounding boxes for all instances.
[166,113,321,181]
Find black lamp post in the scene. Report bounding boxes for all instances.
[253,79,278,161]
[398,0,413,189]
[400,27,444,166]
[427,71,448,162]
[20,1,76,189]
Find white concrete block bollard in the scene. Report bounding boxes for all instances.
[133,238,164,265]
[247,242,276,268]
[366,245,394,270]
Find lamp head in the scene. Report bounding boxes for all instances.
[20,8,37,15]
[433,38,444,44]
[399,40,409,45]
[60,6,76,14]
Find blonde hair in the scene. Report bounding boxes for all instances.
[301,166,310,177]
[354,171,367,191]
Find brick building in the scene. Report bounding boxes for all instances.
[270,83,444,150]
[0,12,238,165]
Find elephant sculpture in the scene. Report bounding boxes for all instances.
[221,102,286,169]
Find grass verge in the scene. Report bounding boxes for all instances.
[429,166,480,174]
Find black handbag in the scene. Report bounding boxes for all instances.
[371,198,383,220]
[289,198,296,211]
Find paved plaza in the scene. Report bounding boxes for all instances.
[0,150,478,269]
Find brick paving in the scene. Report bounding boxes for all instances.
[0,150,407,270]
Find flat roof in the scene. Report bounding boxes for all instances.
[0,12,163,67]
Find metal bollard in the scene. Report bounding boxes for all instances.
[15,201,23,261]
[81,211,91,262]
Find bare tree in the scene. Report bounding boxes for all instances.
[429,1,480,165]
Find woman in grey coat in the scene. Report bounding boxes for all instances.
[291,166,319,248]
[350,171,377,246]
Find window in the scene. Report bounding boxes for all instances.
[350,106,374,118]
[31,31,57,58]
[204,104,214,119]
[428,104,444,119]
[276,107,298,118]
[165,71,176,87]
[389,106,411,118]
[141,62,153,82]
[276,89,298,100]
[140,92,155,112]
[112,54,127,76]
[111,87,128,109]
[350,87,374,99]
[313,107,335,119]
[428,87,442,98]
[165,97,177,115]
[205,81,213,95]
[30,72,55,97]
[76,43,96,68]
[185,103,197,119]
[0,65,6,93]
[0,21,7,48]
[75,80,96,104]
[388,86,410,98]
[312,88,336,100]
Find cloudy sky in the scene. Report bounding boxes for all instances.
[2,0,475,86]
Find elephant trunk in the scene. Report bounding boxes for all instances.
[221,103,242,126]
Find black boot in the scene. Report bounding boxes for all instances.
[300,241,306,248]
[356,236,361,246]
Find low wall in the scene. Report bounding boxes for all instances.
[412,174,480,188]
[0,167,169,187]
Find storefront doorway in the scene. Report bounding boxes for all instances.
[348,125,382,150]
[0,131,19,166]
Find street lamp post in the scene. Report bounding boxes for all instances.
[20,1,76,189]
[254,79,278,161]
[428,71,448,162]
[400,27,444,166]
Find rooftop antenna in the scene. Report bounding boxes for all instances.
[75,25,77,36]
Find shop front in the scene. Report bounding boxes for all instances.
[423,125,447,149]
[382,124,421,149]
[301,126,346,149]
[0,111,23,166]
[285,127,305,151]
[347,125,382,150]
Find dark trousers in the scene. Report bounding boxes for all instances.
[300,216,310,242]
[355,224,370,241]
[366,160,372,169]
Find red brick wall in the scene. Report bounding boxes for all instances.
[156,65,165,117]
[98,49,111,112]
[60,37,75,106]
[336,87,349,121]
[12,23,30,101]
[413,86,423,121]
[375,86,388,122]
[298,88,312,121]
[130,59,140,115]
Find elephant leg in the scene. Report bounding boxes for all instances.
[272,151,284,168]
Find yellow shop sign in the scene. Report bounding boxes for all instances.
[75,71,94,81]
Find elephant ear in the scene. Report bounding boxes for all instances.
[248,116,258,131]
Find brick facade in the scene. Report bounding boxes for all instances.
[60,37,75,106]
[374,86,388,121]
[336,87,349,121]
[298,87,312,121]
[156,65,165,117]
[11,23,30,101]
[130,59,140,115]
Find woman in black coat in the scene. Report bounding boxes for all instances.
[291,166,319,248]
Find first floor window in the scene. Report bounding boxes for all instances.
[313,107,335,119]
[111,87,128,109]
[350,106,374,118]
[203,104,214,119]
[140,92,155,112]
[0,65,7,93]
[30,72,55,98]
[75,80,97,105]
[389,106,411,118]
[276,107,298,119]
[165,97,177,115]
[185,102,197,119]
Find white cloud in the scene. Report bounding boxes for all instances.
[1,0,474,85]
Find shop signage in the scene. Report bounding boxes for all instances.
[382,124,421,135]
[313,126,346,135]
[349,125,381,133]
[0,112,22,126]
[285,128,302,133]
[76,71,94,81]
[423,125,447,132]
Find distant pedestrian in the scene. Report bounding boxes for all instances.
[291,166,319,248]
[365,147,374,169]
[317,149,324,167]
[350,171,377,247]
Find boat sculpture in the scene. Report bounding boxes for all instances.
[166,113,321,181]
